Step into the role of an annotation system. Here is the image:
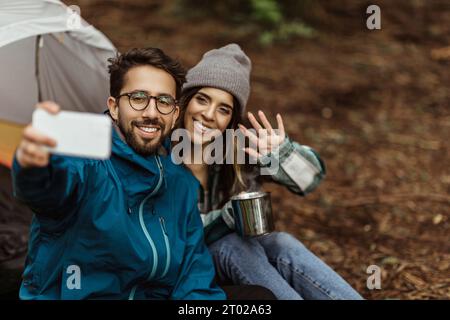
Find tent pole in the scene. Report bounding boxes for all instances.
[35,35,42,103]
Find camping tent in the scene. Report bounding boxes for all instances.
[0,0,117,167]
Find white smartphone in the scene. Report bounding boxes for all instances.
[32,109,112,160]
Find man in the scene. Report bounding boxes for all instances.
[12,48,226,299]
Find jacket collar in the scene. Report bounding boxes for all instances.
[110,127,167,206]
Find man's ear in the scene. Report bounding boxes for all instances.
[107,97,119,121]
[171,105,180,129]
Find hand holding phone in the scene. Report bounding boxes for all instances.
[16,102,112,168]
[16,102,59,168]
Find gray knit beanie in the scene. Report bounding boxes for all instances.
[182,43,252,114]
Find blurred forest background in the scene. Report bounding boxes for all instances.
[1,0,449,299]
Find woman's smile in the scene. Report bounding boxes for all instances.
[193,119,216,134]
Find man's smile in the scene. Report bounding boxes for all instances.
[134,123,162,139]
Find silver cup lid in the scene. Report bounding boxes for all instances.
[231,191,269,200]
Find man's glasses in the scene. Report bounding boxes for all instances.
[116,91,177,115]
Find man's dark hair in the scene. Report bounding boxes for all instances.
[107,47,186,100]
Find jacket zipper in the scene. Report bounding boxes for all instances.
[128,156,164,300]
[159,217,171,279]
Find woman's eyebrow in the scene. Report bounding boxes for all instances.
[220,102,233,109]
[198,92,233,109]
[197,92,211,101]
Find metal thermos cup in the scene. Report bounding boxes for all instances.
[230,191,275,237]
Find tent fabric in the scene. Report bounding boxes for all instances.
[0,0,114,51]
[0,120,23,167]
[0,37,39,123]
[0,0,117,167]
[38,33,112,115]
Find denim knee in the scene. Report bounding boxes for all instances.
[208,233,271,284]
[258,232,306,260]
[209,233,264,261]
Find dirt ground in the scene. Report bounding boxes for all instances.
[1,0,448,299]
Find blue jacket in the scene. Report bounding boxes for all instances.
[11,129,226,300]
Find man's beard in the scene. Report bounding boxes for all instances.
[118,116,168,156]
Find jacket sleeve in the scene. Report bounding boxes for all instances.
[258,136,326,196]
[201,202,234,246]
[170,197,226,300]
[11,154,83,218]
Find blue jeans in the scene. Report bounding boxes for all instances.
[208,232,363,300]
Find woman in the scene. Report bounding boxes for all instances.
[176,44,362,300]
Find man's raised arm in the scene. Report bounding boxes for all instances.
[12,101,81,217]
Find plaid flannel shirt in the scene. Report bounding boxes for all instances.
[198,136,326,245]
